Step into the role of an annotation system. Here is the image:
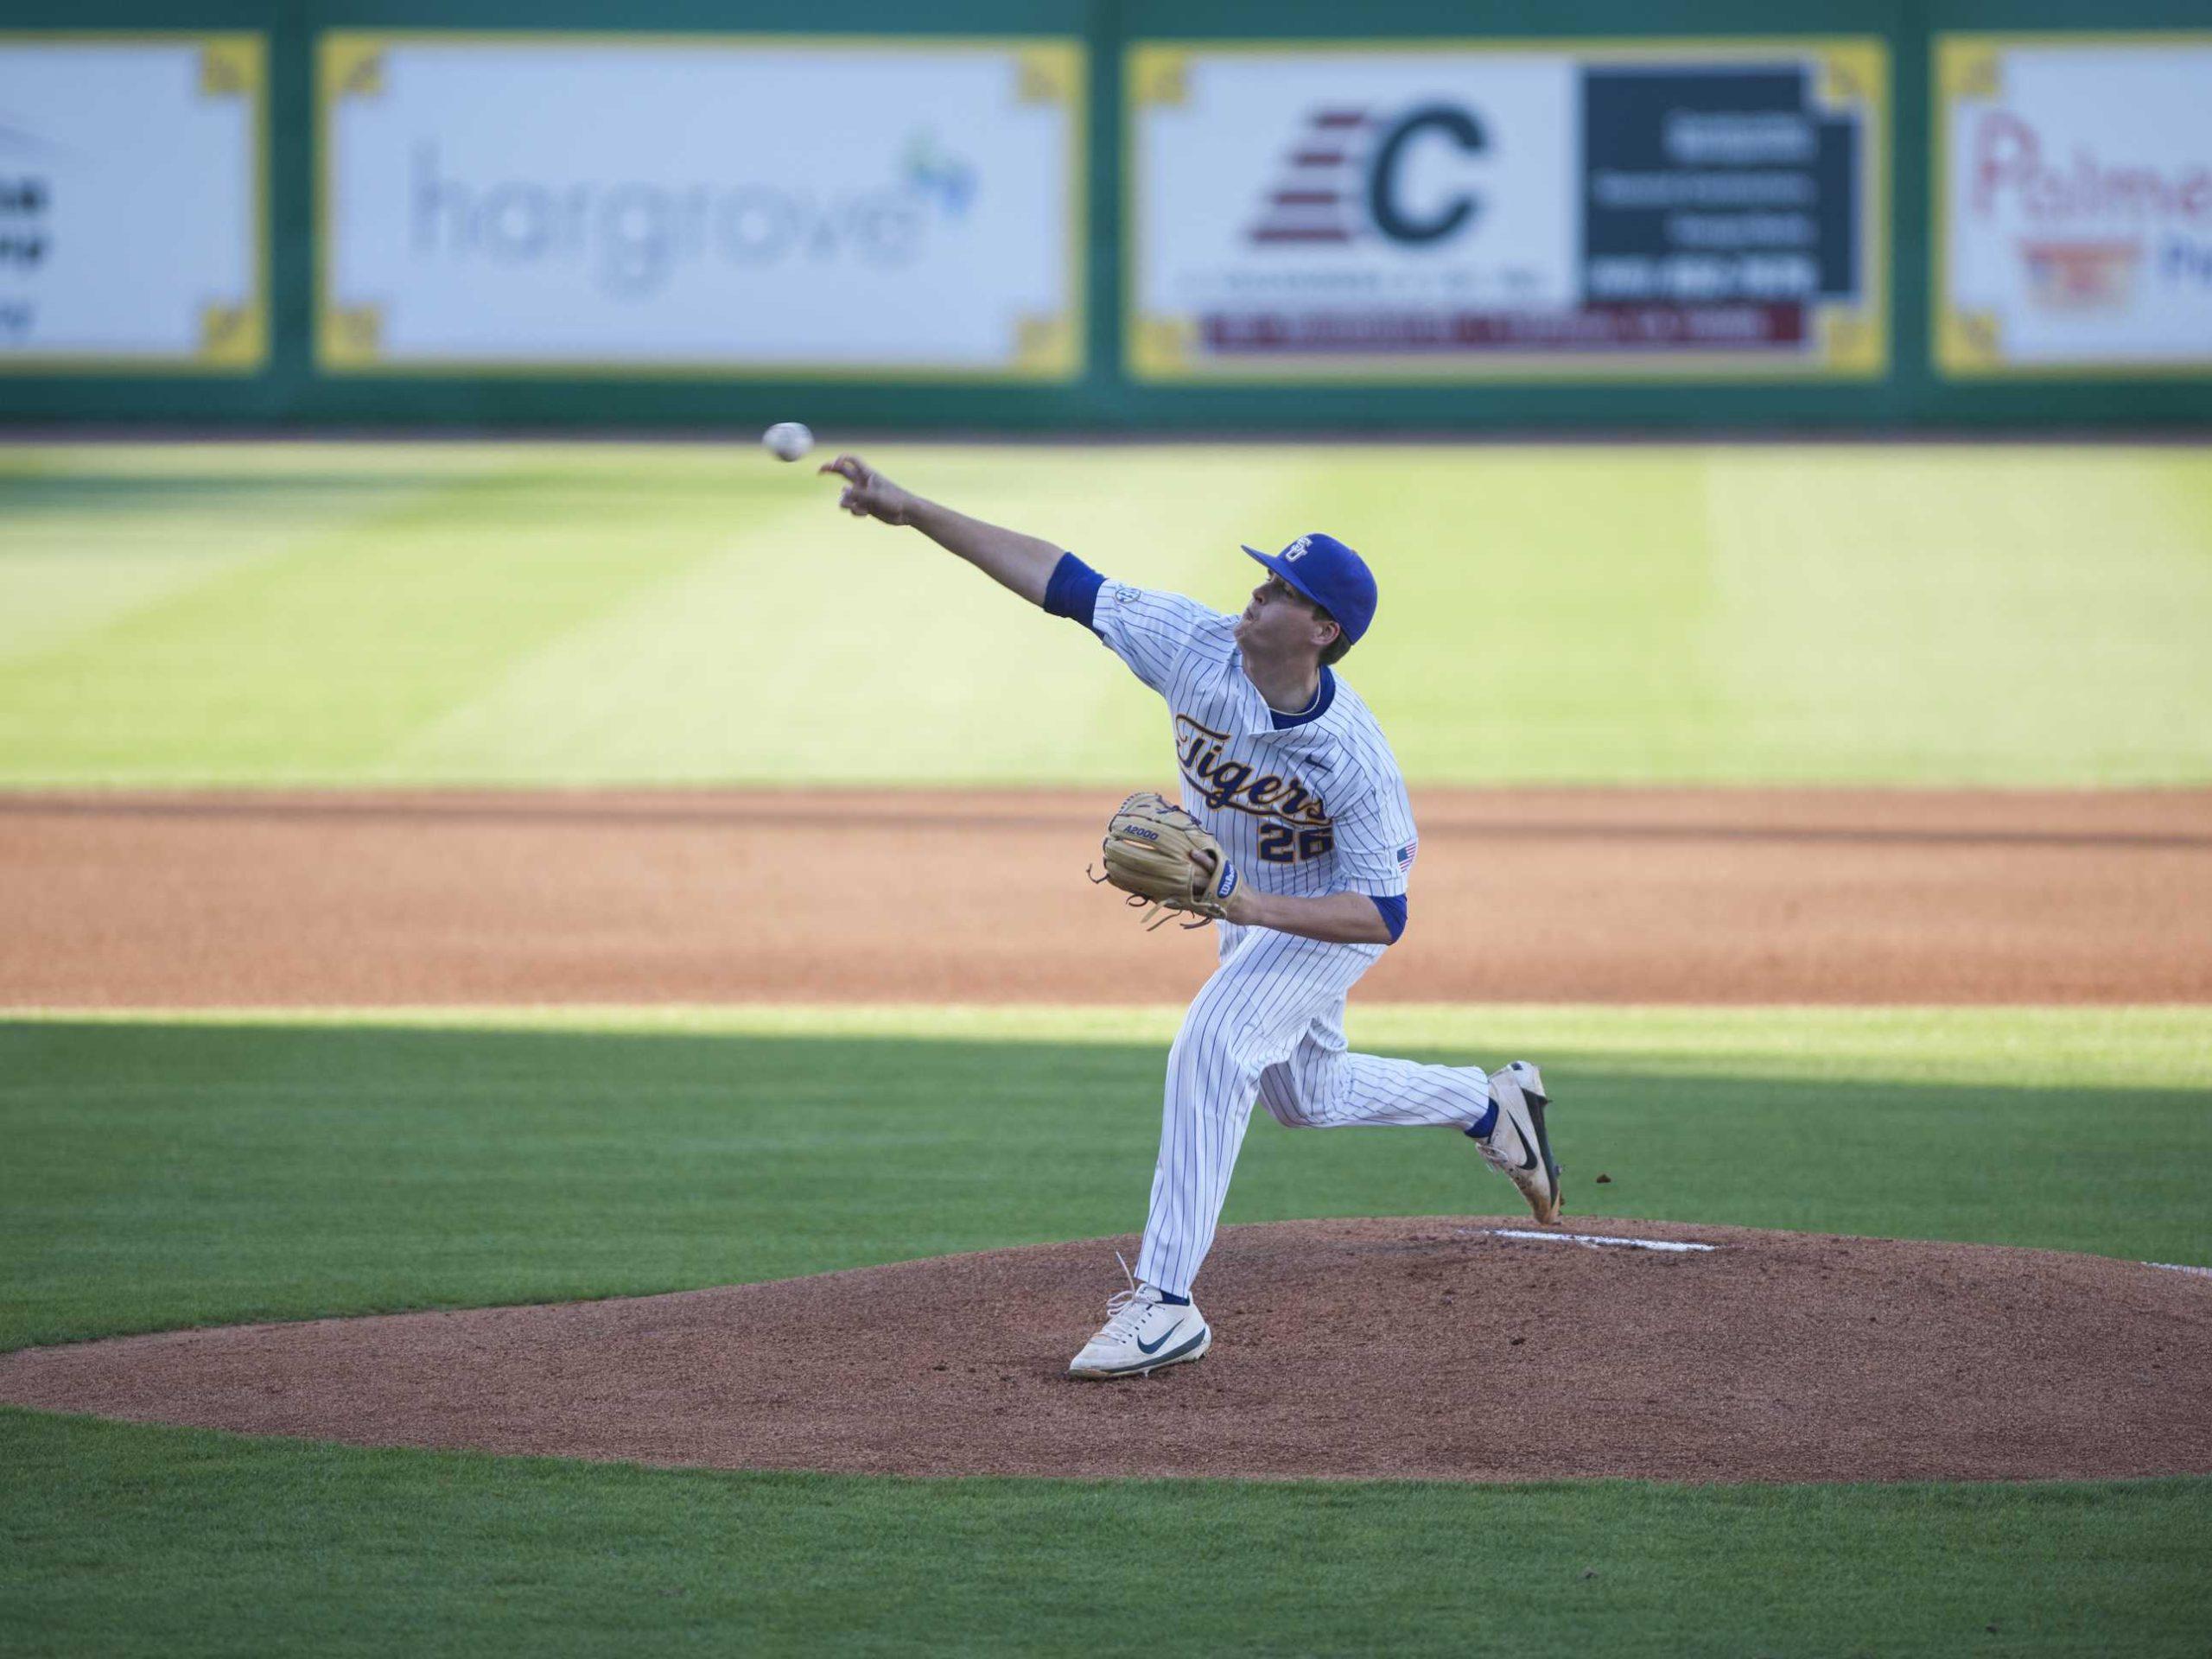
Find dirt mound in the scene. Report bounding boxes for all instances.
[3,1218,2206,1483]
[4,787,2209,1005]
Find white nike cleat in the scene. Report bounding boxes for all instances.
[1466,1059,1563,1224]
[1068,1261,1211,1379]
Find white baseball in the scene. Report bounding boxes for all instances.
[762,422,814,462]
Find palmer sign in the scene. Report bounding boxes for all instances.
[1936,35,2212,376]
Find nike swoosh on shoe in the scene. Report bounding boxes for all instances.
[1136,1319,1186,1356]
[1508,1122,1540,1172]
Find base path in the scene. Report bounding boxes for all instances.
[3,1218,2206,1483]
[3,788,2208,1005]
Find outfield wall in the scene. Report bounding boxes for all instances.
[2,0,2208,430]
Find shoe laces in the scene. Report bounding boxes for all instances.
[1096,1252,1160,1342]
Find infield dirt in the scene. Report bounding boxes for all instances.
[3,1217,2207,1483]
[4,786,2209,1005]
[10,785,2209,1484]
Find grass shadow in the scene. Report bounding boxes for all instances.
[5,1019,2206,1348]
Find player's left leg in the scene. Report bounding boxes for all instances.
[1128,925,1378,1302]
[1073,925,1362,1378]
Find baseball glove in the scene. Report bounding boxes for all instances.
[1090,791,1241,930]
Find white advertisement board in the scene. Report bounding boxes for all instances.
[318,35,1084,379]
[0,35,264,372]
[1937,35,2212,377]
[1128,41,1885,381]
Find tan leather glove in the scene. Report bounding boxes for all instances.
[1090,791,1240,930]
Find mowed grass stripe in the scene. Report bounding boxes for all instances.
[0,457,783,784]
[389,448,1298,785]
[3,1006,2207,1349]
[10,1001,2207,1085]
[4,442,2210,785]
[1701,448,2212,784]
[2,1412,2207,1659]
[0,472,438,664]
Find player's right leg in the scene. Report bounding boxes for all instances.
[1260,1025,1563,1224]
[1256,1031,1488,1128]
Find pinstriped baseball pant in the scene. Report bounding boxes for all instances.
[1132,919,1494,1299]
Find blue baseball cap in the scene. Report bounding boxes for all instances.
[1241,532,1378,647]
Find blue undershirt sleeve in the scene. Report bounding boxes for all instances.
[1041,551,1107,630]
[1370,893,1408,944]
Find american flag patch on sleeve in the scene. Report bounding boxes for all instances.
[1396,840,1418,874]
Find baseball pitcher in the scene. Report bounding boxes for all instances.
[821,454,1563,1379]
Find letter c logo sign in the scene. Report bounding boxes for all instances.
[1367,104,1486,245]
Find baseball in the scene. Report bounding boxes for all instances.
[762,422,814,463]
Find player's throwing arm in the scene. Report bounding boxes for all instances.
[819,453,1565,1381]
[820,453,1061,606]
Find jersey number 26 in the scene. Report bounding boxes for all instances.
[1256,823,1334,863]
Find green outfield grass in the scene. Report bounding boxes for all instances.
[3,442,2209,786]
[4,1413,2204,1659]
[3,1003,2210,1656]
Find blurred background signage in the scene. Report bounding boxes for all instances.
[0,35,264,372]
[1129,41,1885,381]
[1938,34,2212,376]
[318,35,1084,380]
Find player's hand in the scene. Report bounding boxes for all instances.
[1207,854,1261,926]
[818,454,917,526]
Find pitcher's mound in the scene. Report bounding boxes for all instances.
[3,1217,2207,1482]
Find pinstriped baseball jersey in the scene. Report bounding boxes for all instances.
[1090,580,1419,922]
[1051,559,1496,1303]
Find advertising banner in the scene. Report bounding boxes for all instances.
[318,35,1084,379]
[0,35,264,372]
[1936,35,2212,377]
[1128,41,1885,381]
